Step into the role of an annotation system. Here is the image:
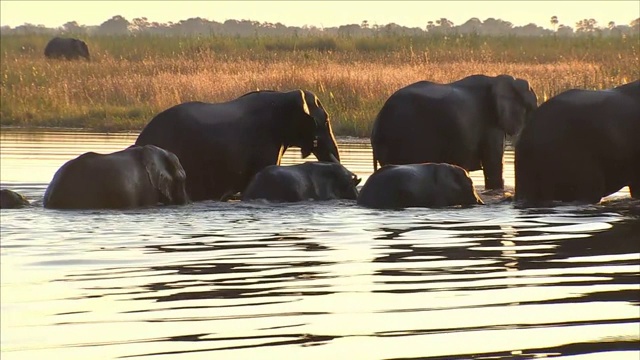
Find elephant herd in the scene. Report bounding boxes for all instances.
[1,75,638,211]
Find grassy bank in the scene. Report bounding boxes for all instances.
[1,34,638,137]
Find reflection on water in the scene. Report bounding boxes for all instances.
[1,129,639,359]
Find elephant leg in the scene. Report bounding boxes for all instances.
[630,163,640,199]
[557,158,605,204]
[630,180,639,199]
[572,179,605,204]
[480,129,505,190]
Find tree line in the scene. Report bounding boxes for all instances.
[2,15,639,38]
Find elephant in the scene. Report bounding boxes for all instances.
[515,80,640,205]
[43,145,188,209]
[135,89,341,201]
[44,37,90,60]
[357,163,484,209]
[0,189,30,209]
[370,74,538,190]
[242,162,361,202]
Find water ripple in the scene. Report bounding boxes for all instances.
[1,130,638,359]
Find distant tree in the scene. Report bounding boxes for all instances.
[382,23,402,35]
[458,17,482,34]
[12,23,53,35]
[430,18,454,34]
[426,21,435,31]
[557,24,574,36]
[511,23,551,36]
[62,21,85,34]
[550,16,558,31]
[575,18,598,33]
[337,23,365,37]
[482,17,513,35]
[436,18,454,28]
[98,15,130,35]
[130,17,150,32]
[3,14,632,38]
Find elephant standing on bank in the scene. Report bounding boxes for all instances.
[0,189,30,209]
[242,162,361,202]
[357,163,484,209]
[515,80,640,204]
[44,37,90,60]
[135,89,341,201]
[371,74,538,190]
[44,145,188,209]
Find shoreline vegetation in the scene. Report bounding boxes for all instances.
[1,34,638,137]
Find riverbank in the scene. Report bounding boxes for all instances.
[2,34,637,137]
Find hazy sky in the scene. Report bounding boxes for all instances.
[1,1,638,29]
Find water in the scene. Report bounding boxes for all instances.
[1,129,639,359]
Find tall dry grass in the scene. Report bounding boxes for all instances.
[1,34,638,137]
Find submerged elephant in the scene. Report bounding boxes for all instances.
[371,74,538,190]
[43,145,188,209]
[242,162,361,202]
[515,80,640,205]
[44,37,90,60]
[135,89,341,201]
[357,163,484,209]
[0,189,30,209]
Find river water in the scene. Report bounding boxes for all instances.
[1,130,639,359]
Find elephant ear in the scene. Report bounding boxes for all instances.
[294,90,318,159]
[492,75,537,136]
[352,173,362,186]
[142,145,177,203]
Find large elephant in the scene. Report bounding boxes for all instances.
[370,74,538,190]
[515,80,640,204]
[44,37,90,60]
[43,145,188,209]
[242,162,361,202]
[357,163,484,209]
[135,89,341,201]
[0,189,30,209]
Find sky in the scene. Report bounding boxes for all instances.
[1,1,638,30]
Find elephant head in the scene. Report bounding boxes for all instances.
[141,145,189,205]
[492,75,538,136]
[613,79,640,99]
[290,90,341,163]
[450,166,485,206]
[337,166,362,200]
[0,189,29,209]
[75,39,90,60]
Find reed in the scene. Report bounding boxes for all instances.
[1,34,638,137]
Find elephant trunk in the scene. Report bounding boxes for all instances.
[313,141,341,163]
[173,185,190,205]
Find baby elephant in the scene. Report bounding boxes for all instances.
[0,189,30,209]
[357,163,484,209]
[242,162,361,202]
[44,145,189,209]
